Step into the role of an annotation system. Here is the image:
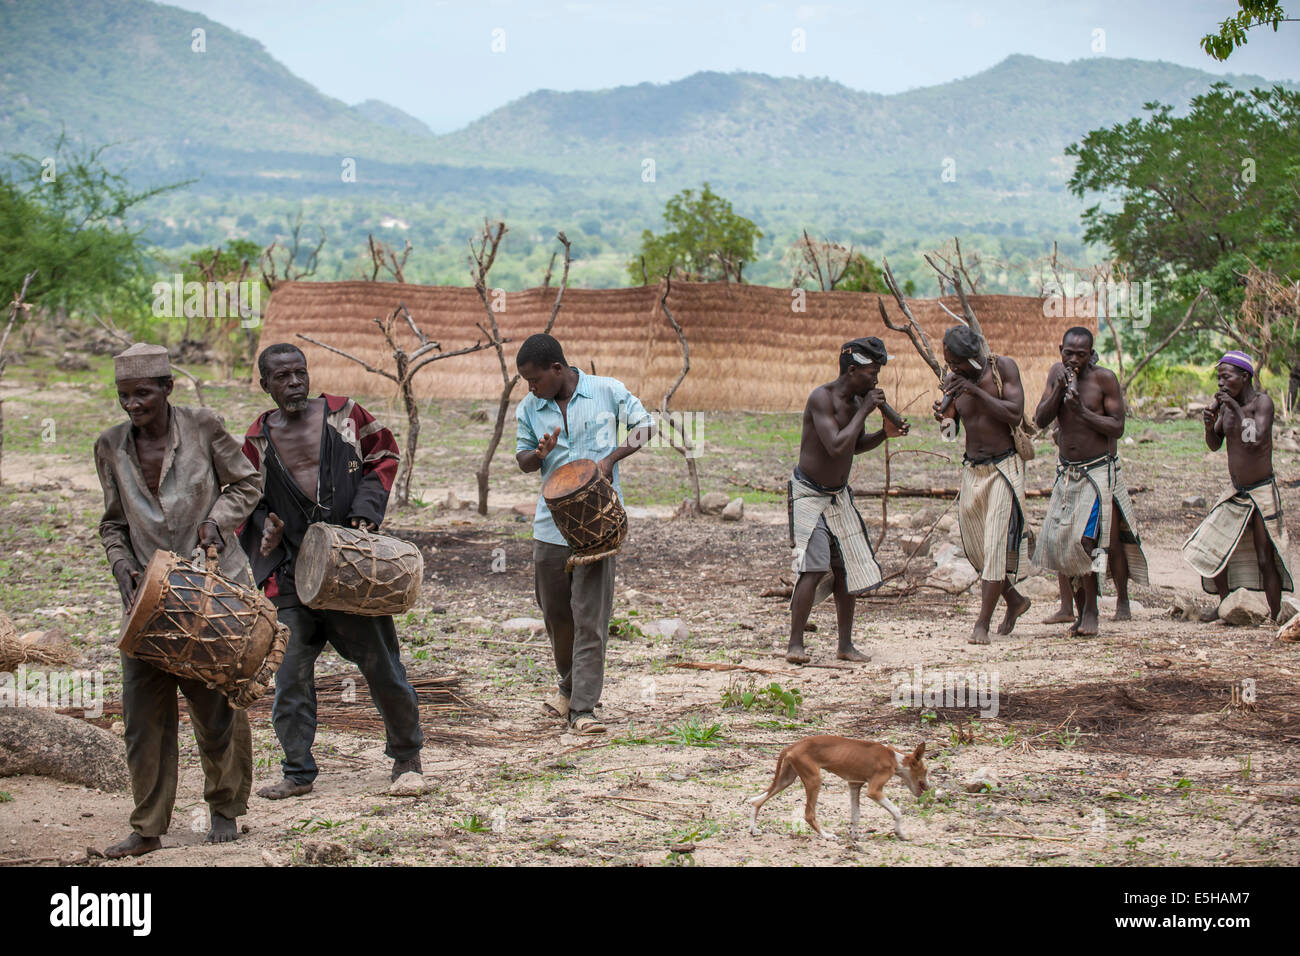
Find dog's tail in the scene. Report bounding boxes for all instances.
[750,745,790,805]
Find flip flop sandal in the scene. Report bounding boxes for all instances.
[542,693,570,718]
[569,715,606,735]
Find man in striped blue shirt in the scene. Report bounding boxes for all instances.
[515,334,654,734]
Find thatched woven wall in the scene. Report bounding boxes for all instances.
[256,281,1094,414]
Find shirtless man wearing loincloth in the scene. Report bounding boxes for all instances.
[1032,328,1148,636]
[786,337,908,664]
[1183,351,1294,621]
[932,326,1031,645]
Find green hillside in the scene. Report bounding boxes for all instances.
[1,0,1291,290]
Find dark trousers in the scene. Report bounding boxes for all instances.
[272,606,423,785]
[533,540,616,715]
[120,652,252,837]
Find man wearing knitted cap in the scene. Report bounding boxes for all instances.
[94,343,263,858]
[932,326,1032,644]
[1183,351,1293,621]
[786,336,908,664]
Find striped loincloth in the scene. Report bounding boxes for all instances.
[1033,453,1149,586]
[958,448,1030,584]
[1183,475,1294,595]
[787,468,882,605]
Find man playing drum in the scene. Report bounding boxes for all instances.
[932,326,1032,645]
[1032,328,1148,636]
[786,337,907,665]
[515,333,654,735]
[94,343,263,858]
[239,344,424,798]
[1184,351,1294,621]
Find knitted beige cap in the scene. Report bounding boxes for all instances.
[113,343,171,382]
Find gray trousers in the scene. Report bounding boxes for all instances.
[120,652,252,837]
[533,540,616,715]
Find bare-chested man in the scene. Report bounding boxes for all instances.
[1183,351,1294,621]
[932,326,1031,645]
[1032,328,1149,636]
[786,337,908,664]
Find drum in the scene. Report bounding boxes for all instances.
[118,549,289,709]
[542,459,628,572]
[294,523,423,616]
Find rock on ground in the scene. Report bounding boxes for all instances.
[1169,595,1199,620]
[1016,575,1060,601]
[643,618,689,641]
[699,491,730,515]
[1182,495,1207,509]
[1278,611,1300,643]
[926,543,978,594]
[964,767,1001,793]
[500,617,546,634]
[0,707,129,791]
[721,497,745,521]
[387,771,425,797]
[1218,589,1270,626]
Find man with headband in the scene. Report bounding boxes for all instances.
[786,336,908,664]
[932,326,1032,644]
[1032,327,1148,636]
[1183,350,1293,621]
[94,343,262,858]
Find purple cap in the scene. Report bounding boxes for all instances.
[1218,351,1254,376]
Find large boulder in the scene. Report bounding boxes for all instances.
[926,543,978,594]
[0,707,129,791]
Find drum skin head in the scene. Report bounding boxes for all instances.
[118,549,174,651]
[544,458,598,503]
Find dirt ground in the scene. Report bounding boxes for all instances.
[1,367,1297,868]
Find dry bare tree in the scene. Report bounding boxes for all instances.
[260,211,326,291]
[470,222,572,515]
[190,245,258,375]
[298,303,494,505]
[791,231,855,291]
[0,270,37,486]
[657,276,702,513]
[925,237,985,295]
[366,234,412,283]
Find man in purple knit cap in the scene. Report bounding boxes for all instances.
[1183,350,1294,621]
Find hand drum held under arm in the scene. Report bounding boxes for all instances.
[294,523,423,616]
[542,458,628,573]
[118,548,289,709]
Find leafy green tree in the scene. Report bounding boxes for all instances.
[1066,84,1300,374]
[1201,1,1296,60]
[0,136,189,321]
[630,183,762,284]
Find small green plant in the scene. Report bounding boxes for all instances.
[667,716,724,747]
[720,677,803,717]
[453,813,492,833]
[0,791,13,803]
[994,728,1018,748]
[671,821,719,844]
[1174,777,1194,798]
[611,721,659,746]
[1056,726,1081,749]
[1238,754,1253,781]
[608,615,647,640]
[291,816,346,833]
[920,709,939,725]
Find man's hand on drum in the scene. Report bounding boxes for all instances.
[112,559,139,607]
[350,517,376,532]
[259,512,285,557]
[198,519,223,554]
[536,426,561,459]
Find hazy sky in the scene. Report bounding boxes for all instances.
[170,0,1300,132]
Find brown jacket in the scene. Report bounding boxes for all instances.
[95,404,263,590]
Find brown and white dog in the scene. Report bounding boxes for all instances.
[748,735,929,841]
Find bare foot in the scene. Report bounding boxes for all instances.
[104,832,161,859]
[785,642,810,664]
[1043,607,1075,624]
[1113,602,1132,622]
[206,813,238,845]
[968,624,991,645]
[997,594,1031,635]
[1076,610,1099,636]
[257,778,313,800]
[837,645,871,662]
